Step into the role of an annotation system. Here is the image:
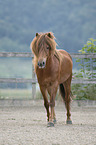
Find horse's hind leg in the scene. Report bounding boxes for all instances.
[63,74,72,124]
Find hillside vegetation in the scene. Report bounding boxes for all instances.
[0,0,96,53]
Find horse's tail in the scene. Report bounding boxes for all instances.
[60,83,75,102]
[59,83,65,102]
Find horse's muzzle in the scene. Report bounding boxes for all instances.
[38,60,46,68]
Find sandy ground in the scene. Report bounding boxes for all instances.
[0,100,96,145]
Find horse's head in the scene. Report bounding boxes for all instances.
[31,32,57,69]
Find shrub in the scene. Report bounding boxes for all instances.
[72,38,96,100]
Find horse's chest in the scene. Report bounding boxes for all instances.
[37,71,52,83]
[36,68,58,86]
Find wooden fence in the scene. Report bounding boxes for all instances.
[0,52,96,99]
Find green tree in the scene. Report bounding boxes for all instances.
[76,38,96,79]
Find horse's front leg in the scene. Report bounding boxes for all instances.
[47,82,58,127]
[39,85,50,122]
[53,108,56,123]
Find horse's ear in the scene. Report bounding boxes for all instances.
[36,33,39,37]
[47,33,51,38]
[47,32,54,39]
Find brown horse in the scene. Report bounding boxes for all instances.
[30,32,73,127]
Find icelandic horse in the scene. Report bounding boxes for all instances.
[30,32,73,127]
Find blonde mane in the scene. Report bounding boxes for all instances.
[30,32,61,69]
[30,32,57,56]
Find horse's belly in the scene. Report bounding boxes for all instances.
[59,73,71,83]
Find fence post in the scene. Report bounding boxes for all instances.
[32,59,36,99]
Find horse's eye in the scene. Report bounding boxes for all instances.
[47,46,50,49]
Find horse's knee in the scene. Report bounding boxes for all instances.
[44,101,49,109]
[66,96,71,103]
[49,101,55,107]
[67,112,71,117]
[65,91,71,102]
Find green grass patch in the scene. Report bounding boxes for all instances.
[0,89,32,99]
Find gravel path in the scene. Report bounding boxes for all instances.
[0,101,96,145]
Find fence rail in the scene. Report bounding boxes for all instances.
[72,79,96,84]
[0,52,96,99]
[0,78,37,83]
[0,52,96,58]
[0,52,34,58]
[71,53,96,58]
[0,78,96,84]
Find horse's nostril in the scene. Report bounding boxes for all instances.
[38,61,45,68]
[43,61,45,65]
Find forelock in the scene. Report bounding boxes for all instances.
[31,33,57,56]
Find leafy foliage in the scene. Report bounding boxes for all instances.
[72,38,96,100]
[79,38,96,53]
[72,84,96,100]
[76,38,96,79]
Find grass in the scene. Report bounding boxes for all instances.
[0,89,32,99]
[0,88,61,100]
[0,85,96,100]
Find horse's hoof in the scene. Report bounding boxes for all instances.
[47,122,54,127]
[53,119,56,124]
[66,120,72,124]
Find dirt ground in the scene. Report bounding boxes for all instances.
[0,100,96,145]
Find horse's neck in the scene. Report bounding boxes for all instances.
[54,50,60,63]
[46,50,60,66]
